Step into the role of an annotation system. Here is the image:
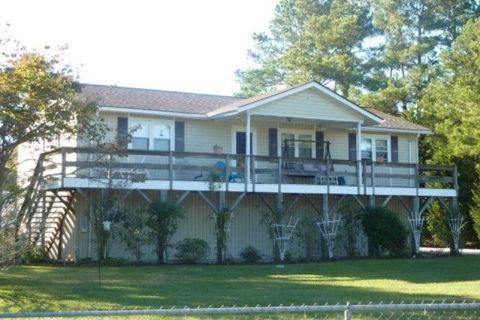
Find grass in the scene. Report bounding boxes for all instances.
[0,256,479,318]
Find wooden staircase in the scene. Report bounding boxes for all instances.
[27,189,76,259]
[27,190,75,259]
[17,152,77,260]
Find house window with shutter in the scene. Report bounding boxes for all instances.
[278,130,315,158]
[360,136,391,162]
[129,119,174,151]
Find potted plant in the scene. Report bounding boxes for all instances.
[213,144,223,155]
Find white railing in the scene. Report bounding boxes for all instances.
[39,147,458,191]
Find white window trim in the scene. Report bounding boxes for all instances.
[277,128,316,158]
[231,126,257,155]
[129,118,175,151]
[361,135,391,162]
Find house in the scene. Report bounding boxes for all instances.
[18,81,459,262]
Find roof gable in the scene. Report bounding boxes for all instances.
[209,81,382,125]
[248,88,365,122]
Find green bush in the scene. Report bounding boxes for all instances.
[361,207,408,258]
[101,257,130,266]
[146,201,184,264]
[240,246,261,264]
[114,207,151,263]
[294,216,319,260]
[175,238,209,264]
[23,247,50,265]
[338,205,364,258]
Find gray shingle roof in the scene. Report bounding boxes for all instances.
[366,108,431,132]
[81,83,430,132]
[80,84,242,115]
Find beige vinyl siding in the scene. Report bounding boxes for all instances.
[72,191,275,262]
[325,129,349,159]
[250,88,364,123]
[68,192,412,262]
[184,119,231,153]
[255,126,269,156]
[398,134,418,163]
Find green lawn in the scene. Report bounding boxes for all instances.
[0,256,479,318]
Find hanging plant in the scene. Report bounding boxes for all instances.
[207,170,224,191]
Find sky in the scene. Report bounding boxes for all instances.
[1,0,278,96]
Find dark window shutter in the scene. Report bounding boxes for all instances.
[236,132,246,155]
[175,121,185,152]
[315,131,324,159]
[348,133,357,161]
[117,117,128,147]
[235,132,253,155]
[391,136,399,163]
[268,128,278,156]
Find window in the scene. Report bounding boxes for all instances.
[129,121,173,151]
[375,139,388,162]
[152,125,170,151]
[299,134,313,158]
[280,131,314,158]
[361,138,372,160]
[132,138,149,150]
[131,123,149,150]
[361,137,390,162]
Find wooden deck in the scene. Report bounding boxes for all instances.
[39,147,458,197]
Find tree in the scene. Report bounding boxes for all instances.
[214,208,230,264]
[0,37,104,266]
[114,207,150,263]
[236,0,375,97]
[470,184,480,240]
[91,195,122,261]
[146,201,184,264]
[361,207,408,257]
[421,19,480,246]
[237,0,478,108]
[359,0,479,113]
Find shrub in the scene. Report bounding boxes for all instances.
[426,200,450,247]
[338,205,364,257]
[101,257,130,266]
[114,207,150,262]
[294,216,319,260]
[240,246,261,264]
[23,247,50,265]
[361,207,408,258]
[175,238,209,264]
[147,201,184,264]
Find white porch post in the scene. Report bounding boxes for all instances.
[245,112,251,183]
[356,122,362,186]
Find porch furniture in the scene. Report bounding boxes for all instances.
[213,160,244,182]
[286,163,345,185]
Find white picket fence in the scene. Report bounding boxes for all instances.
[1,301,479,319]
